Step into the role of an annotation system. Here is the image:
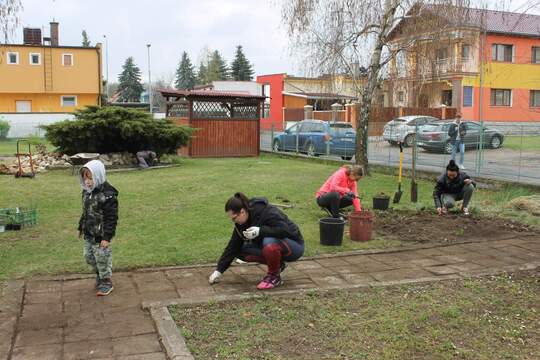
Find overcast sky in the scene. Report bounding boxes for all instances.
[11,0,540,85]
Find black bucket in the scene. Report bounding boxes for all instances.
[319,217,345,246]
[373,196,390,210]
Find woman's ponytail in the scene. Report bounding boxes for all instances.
[225,192,251,213]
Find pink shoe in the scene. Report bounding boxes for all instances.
[256,274,283,290]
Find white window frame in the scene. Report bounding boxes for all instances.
[61,95,77,107]
[7,51,19,65]
[62,53,74,66]
[29,52,41,65]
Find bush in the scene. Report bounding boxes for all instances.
[42,106,193,155]
[0,119,10,140]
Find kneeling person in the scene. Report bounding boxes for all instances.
[209,192,305,290]
[433,160,475,216]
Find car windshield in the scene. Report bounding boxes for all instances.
[330,124,354,136]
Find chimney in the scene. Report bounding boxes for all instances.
[50,21,59,46]
[23,28,42,45]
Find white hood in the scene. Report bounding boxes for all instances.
[79,160,107,193]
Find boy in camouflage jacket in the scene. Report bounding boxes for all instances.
[78,160,119,296]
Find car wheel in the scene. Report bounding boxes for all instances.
[444,141,453,154]
[490,135,502,149]
[404,134,415,147]
[388,140,397,146]
[306,142,318,157]
[273,140,281,152]
[341,156,353,161]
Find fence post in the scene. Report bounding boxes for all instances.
[271,124,275,152]
[331,103,343,122]
[304,105,313,120]
[295,125,299,153]
[441,105,447,120]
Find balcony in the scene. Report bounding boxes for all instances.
[392,57,478,79]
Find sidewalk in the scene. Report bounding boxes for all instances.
[1,235,539,360]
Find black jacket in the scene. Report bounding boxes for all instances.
[216,197,303,273]
[78,182,119,243]
[433,172,474,208]
[448,122,467,143]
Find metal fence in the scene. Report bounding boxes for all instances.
[0,113,75,138]
[260,122,540,186]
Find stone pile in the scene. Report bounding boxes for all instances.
[98,152,138,166]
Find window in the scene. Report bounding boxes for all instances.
[29,53,41,65]
[62,53,73,66]
[492,44,513,62]
[465,122,481,131]
[7,52,19,64]
[461,44,471,59]
[15,100,31,112]
[532,47,540,64]
[262,84,270,118]
[490,89,511,106]
[441,90,452,106]
[312,124,326,133]
[436,48,448,61]
[463,86,473,107]
[531,90,540,107]
[61,96,77,107]
[398,91,404,102]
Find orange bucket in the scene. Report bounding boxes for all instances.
[348,210,374,242]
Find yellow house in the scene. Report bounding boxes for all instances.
[0,23,102,113]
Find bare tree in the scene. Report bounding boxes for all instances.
[282,0,480,171]
[0,0,22,43]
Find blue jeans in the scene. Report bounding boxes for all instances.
[451,140,465,165]
[240,237,305,262]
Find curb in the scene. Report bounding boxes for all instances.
[150,306,194,360]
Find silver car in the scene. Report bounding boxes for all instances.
[383,115,439,147]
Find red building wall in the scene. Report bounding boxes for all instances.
[257,73,285,130]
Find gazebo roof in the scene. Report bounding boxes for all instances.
[159,88,266,101]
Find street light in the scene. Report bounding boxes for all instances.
[103,34,109,102]
[146,43,153,114]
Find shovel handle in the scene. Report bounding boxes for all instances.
[398,142,403,183]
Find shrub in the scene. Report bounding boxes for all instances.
[0,119,10,140]
[42,106,193,155]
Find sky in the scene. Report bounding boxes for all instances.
[9,0,540,85]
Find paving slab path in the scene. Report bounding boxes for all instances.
[1,235,539,359]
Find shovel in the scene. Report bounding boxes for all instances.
[393,142,404,204]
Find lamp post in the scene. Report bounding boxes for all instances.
[146,44,153,114]
[103,34,109,102]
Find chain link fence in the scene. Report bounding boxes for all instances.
[260,121,540,186]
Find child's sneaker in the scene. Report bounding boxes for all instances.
[96,279,114,296]
[256,274,283,290]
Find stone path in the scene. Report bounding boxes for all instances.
[1,235,539,360]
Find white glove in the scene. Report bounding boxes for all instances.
[209,270,222,284]
[243,226,260,240]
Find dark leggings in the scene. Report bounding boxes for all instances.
[317,191,353,217]
[239,237,304,276]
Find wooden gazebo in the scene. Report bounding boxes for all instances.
[160,89,265,158]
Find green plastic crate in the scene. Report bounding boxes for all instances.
[0,207,38,227]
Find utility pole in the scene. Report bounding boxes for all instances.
[103,35,109,102]
[146,44,153,114]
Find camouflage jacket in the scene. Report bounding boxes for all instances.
[78,182,119,242]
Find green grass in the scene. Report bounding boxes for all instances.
[503,135,540,152]
[171,271,539,360]
[0,138,53,157]
[0,154,538,280]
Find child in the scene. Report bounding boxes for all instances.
[78,160,119,296]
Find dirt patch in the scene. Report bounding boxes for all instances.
[374,210,540,244]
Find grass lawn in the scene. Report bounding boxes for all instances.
[0,154,538,280]
[503,135,540,152]
[171,271,539,360]
[0,138,53,157]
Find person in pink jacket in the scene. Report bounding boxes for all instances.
[316,165,363,218]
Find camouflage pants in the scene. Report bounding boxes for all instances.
[83,237,113,279]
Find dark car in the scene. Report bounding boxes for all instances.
[417,121,504,154]
[273,120,356,160]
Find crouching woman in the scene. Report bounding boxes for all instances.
[209,192,304,290]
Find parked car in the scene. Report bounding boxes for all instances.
[417,121,505,154]
[273,120,356,160]
[383,115,439,147]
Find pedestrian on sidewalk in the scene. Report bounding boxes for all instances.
[316,165,363,219]
[78,160,119,296]
[433,160,475,216]
[136,150,158,169]
[448,112,467,169]
[209,192,304,290]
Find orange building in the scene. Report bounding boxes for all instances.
[0,22,102,113]
[388,6,540,123]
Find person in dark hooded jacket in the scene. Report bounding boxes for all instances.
[209,192,305,290]
[433,160,475,216]
[78,160,119,296]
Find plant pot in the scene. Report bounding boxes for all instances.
[11,224,21,231]
[319,217,345,246]
[372,195,390,210]
[348,210,374,242]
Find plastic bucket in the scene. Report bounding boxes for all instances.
[319,217,345,246]
[372,196,390,210]
[348,211,374,242]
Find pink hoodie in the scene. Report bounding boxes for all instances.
[316,167,361,211]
